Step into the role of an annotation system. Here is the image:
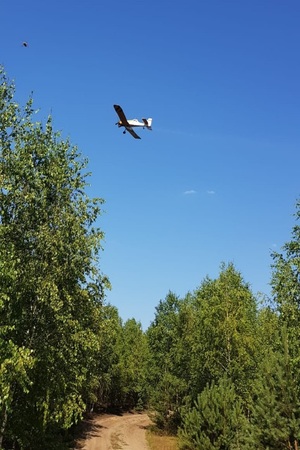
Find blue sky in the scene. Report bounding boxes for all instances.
[1,1,300,329]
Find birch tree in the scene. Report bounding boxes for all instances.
[0,67,108,448]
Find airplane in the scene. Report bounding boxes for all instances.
[113,104,152,139]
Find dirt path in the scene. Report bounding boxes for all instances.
[75,412,152,450]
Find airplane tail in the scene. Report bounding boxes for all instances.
[142,118,152,130]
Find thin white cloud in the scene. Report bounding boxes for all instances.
[184,190,197,195]
[207,190,215,195]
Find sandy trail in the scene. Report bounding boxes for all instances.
[75,412,152,450]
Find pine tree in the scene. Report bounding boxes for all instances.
[251,329,300,449]
[178,377,254,450]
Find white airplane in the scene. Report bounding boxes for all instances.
[113,104,152,139]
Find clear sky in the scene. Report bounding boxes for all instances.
[1,0,300,329]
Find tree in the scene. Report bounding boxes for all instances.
[116,318,149,410]
[0,67,108,448]
[178,377,253,450]
[267,198,300,450]
[189,263,258,403]
[251,330,300,450]
[146,266,258,433]
[90,304,123,410]
[146,292,188,431]
[0,339,34,449]
[271,199,300,373]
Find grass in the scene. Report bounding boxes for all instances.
[146,429,178,450]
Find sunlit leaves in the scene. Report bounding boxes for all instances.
[0,66,107,448]
[189,263,258,401]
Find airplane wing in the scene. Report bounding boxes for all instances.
[114,104,129,126]
[127,128,141,139]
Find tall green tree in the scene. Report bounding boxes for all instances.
[271,199,300,374]
[251,329,300,450]
[189,263,258,403]
[116,318,149,409]
[146,292,188,431]
[91,304,123,410]
[0,68,108,448]
[268,199,300,449]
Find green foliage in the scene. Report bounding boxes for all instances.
[271,199,300,372]
[88,312,149,412]
[251,330,300,449]
[0,67,108,448]
[146,266,258,434]
[262,199,300,450]
[190,263,258,400]
[178,377,253,450]
[91,304,123,409]
[147,292,189,431]
[116,318,149,409]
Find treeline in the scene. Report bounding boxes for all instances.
[147,256,300,449]
[1,67,300,449]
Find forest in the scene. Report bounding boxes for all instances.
[1,67,300,450]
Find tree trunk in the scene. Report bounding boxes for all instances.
[0,407,8,448]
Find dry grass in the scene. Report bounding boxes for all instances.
[146,429,178,450]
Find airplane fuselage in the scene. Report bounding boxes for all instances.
[117,119,147,128]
